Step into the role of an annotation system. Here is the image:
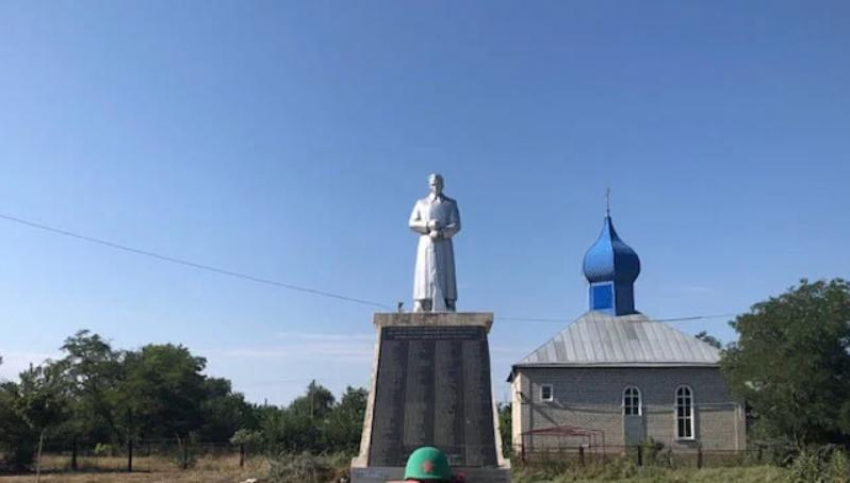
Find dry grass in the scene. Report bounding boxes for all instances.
[0,455,270,483]
[0,455,790,483]
[513,464,789,483]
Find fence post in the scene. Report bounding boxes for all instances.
[697,444,703,469]
[637,445,643,467]
[240,444,245,468]
[71,437,78,471]
[126,408,133,473]
[182,440,189,470]
[127,436,133,473]
[579,446,585,467]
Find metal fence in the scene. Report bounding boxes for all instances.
[516,444,769,469]
[33,439,257,473]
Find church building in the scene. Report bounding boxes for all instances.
[508,213,746,456]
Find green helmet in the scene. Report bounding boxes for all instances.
[403,446,452,481]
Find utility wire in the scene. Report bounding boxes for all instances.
[0,212,393,310]
[497,313,740,324]
[0,212,740,321]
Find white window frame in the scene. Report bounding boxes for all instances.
[623,386,642,416]
[675,385,695,440]
[540,384,554,402]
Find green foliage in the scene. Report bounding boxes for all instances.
[0,360,74,470]
[695,331,723,349]
[722,279,850,449]
[93,442,115,456]
[830,449,850,483]
[230,428,265,450]
[267,452,336,483]
[59,330,125,446]
[258,382,368,455]
[324,386,367,453]
[639,438,671,467]
[198,377,257,442]
[787,447,830,483]
[498,402,512,457]
[0,382,38,470]
[0,330,370,464]
[0,330,259,465]
[14,361,72,434]
[120,343,208,439]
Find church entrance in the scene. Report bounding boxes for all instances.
[623,415,646,446]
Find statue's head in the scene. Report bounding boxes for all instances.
[428,173,444,196]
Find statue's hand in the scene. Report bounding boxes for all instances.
[427,220,441,230]
[429,230,441,239]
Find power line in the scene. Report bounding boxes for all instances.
[0,212,393,310]
[497,312,740,324]
[0,211,741,322]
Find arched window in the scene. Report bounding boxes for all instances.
[623,386,641,416]
[675,386,694,439]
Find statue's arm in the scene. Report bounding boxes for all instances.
[409,202,429,234]
[441,202,461,238]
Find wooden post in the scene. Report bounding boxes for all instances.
[637,445,643,467]
[35,430,45,483]
[71,437,78,471]
[126,409,133,472]
[239,444,245,468]
[697,444,703,469]
[127,436,133,472]
[182,440,189,470]
[579,446,585,467]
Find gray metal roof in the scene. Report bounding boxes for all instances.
[514,311,721,368]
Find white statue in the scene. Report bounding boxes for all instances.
[409,173,461,312]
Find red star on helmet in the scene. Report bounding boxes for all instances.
[421,460,435,474]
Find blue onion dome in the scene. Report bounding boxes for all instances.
[582,216,641,284]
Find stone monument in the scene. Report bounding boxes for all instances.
[350,175,510,483]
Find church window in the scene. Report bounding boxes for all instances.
[623,386,641,416]
[540,384,553,402]
[675,386,694,439]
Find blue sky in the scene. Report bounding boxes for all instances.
[1,1,848,404]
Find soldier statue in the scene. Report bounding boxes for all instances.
[408,173,461,312]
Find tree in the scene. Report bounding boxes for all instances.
[58,331,124,446]
[0,381,37,470]
[0,361,75,472]
[119,344,208,440]
[197,377,256,442]
[497,402,512,457]
[695,331,722,349]
[325,386,367,453]
[722,279,850,449]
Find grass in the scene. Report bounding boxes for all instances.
[0,454,269,483]
[0,454,791,482]
[513,465,788,483]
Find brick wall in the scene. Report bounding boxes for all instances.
[510,366,745,453]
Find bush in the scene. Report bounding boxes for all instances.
[93,443,115,457]
[787,447,830,483]
[268,452,336,483]
[230,428,265,452]
[829,450,850,483]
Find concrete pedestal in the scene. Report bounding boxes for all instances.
[351,312,510,483]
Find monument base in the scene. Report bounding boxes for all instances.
[351,465,510,483]
[351,312,510,483]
